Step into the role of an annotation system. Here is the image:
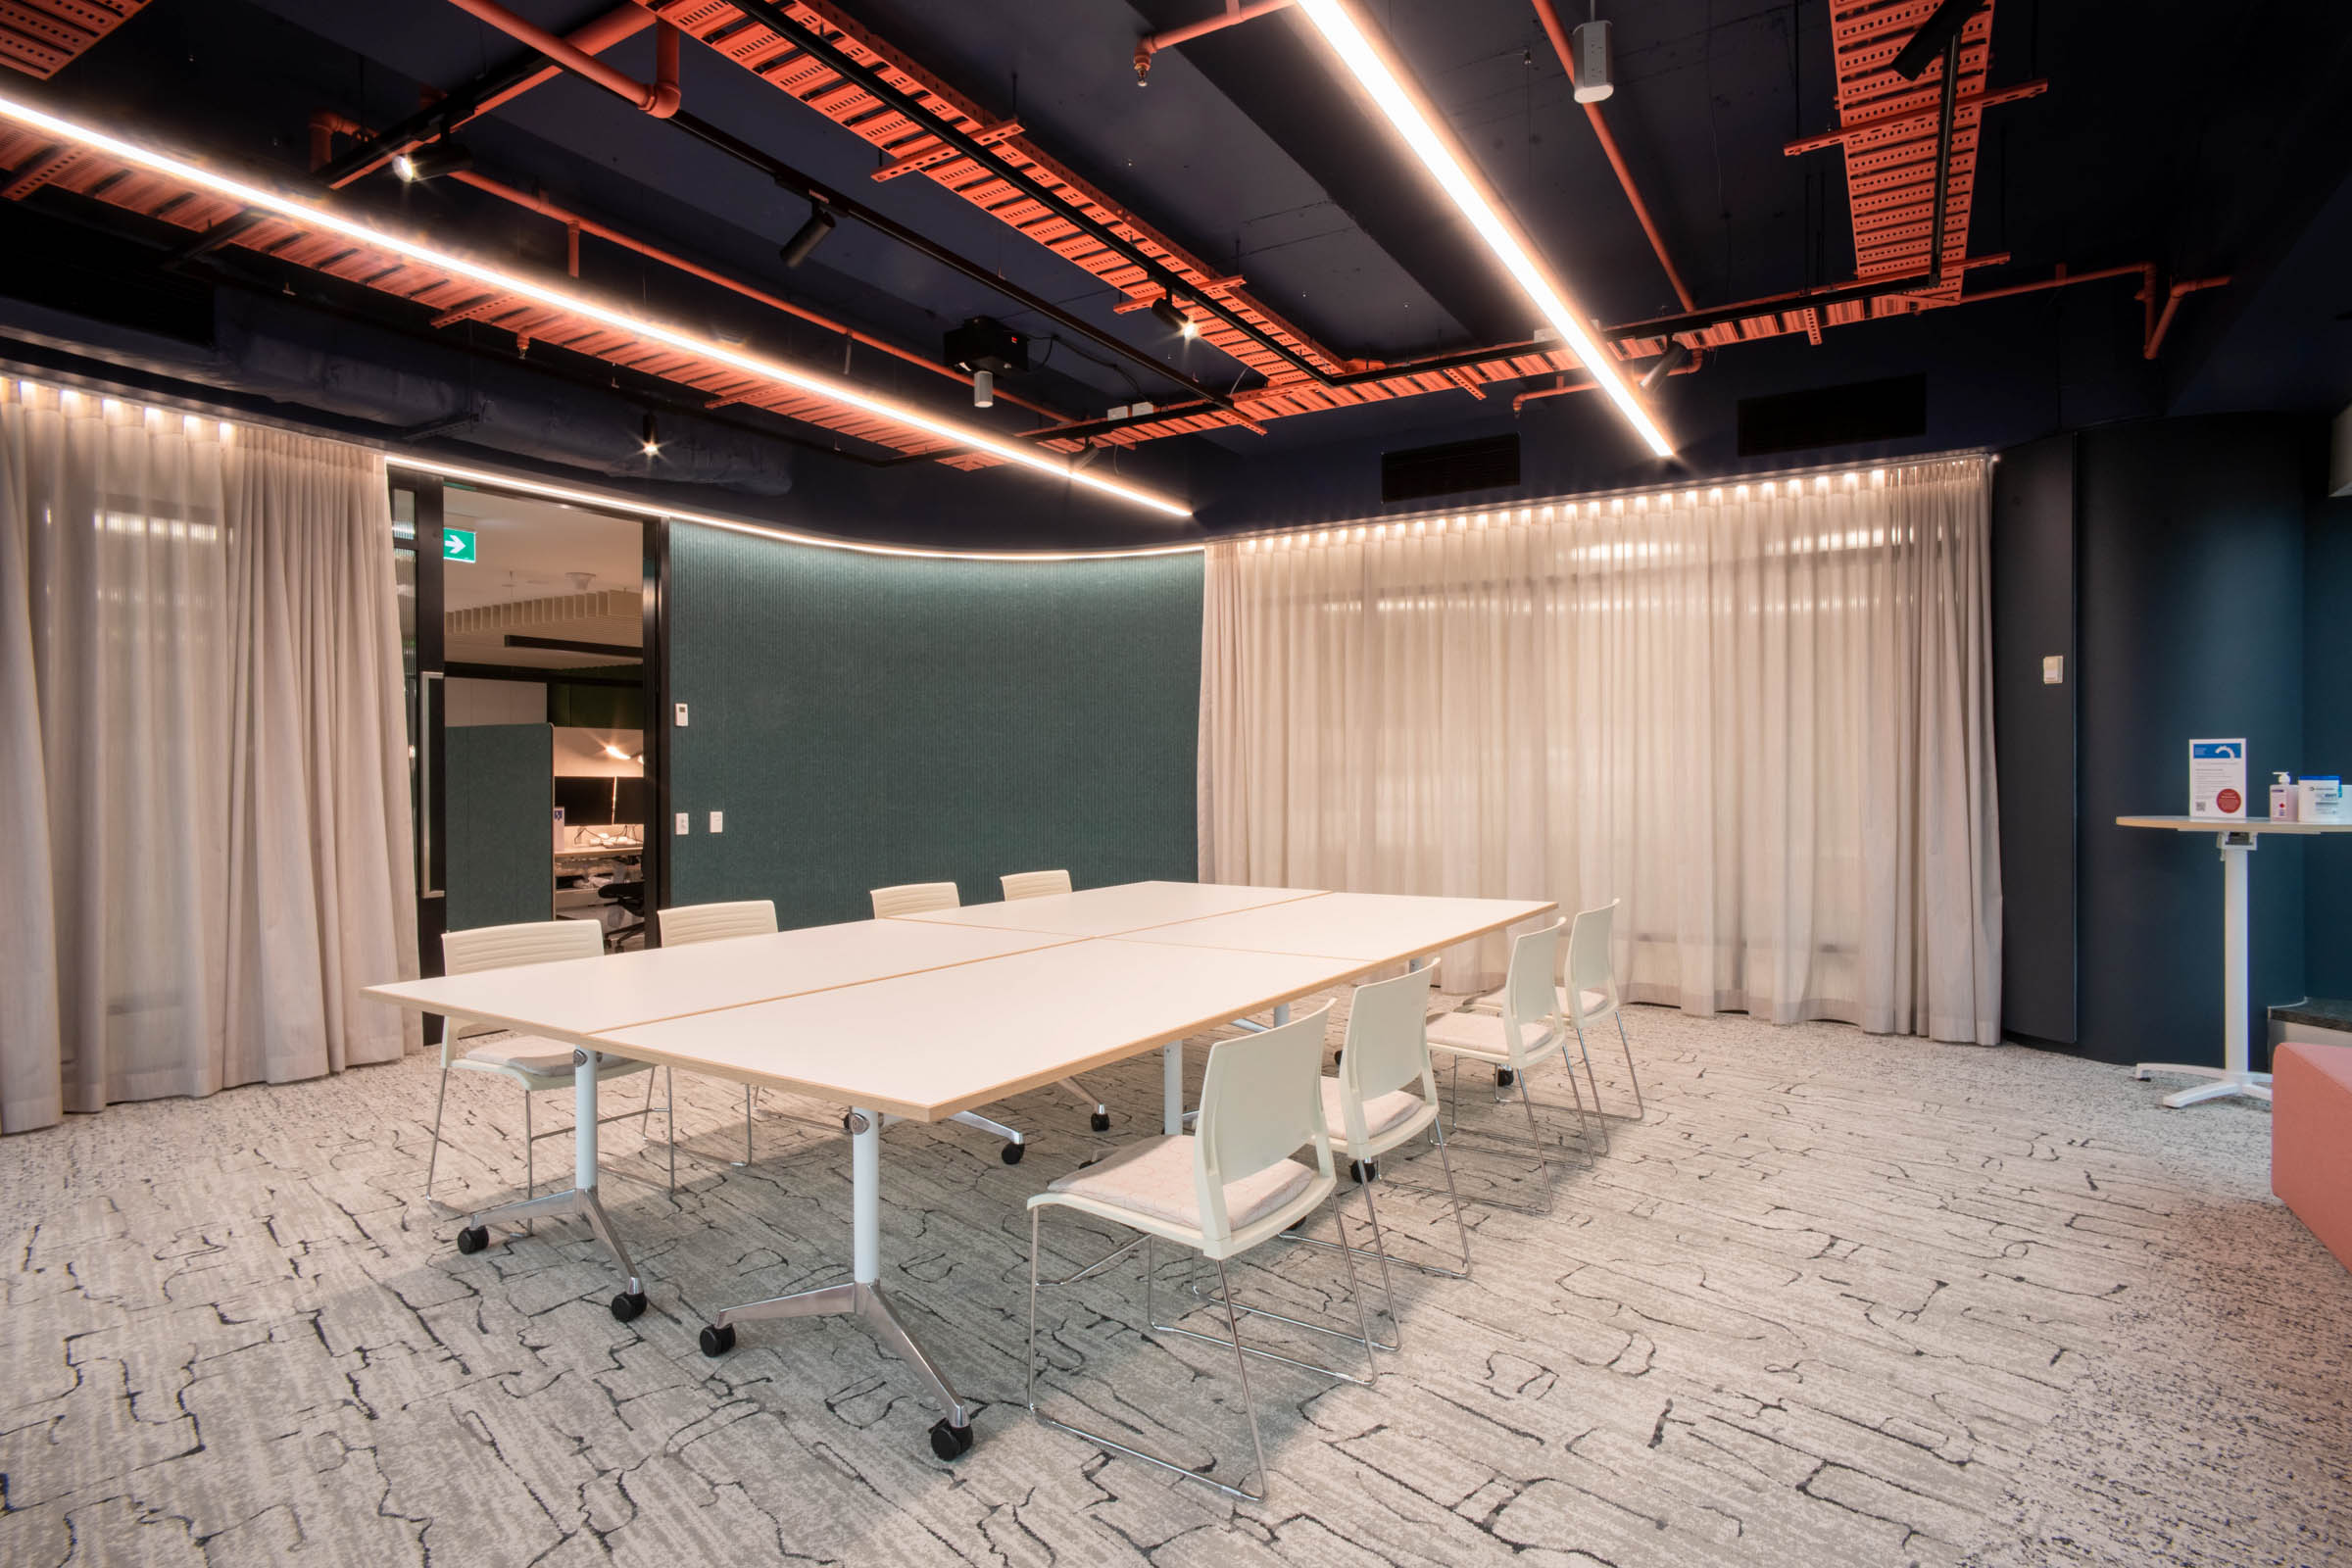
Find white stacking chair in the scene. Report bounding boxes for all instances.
[1001,869,1110,1130]
[868,880,962,918]
[427,919,674,1203]
[867,881,1034,1161]
[1000,867,1072,902]
[1025,1005,1376,1502]
[1473,898,1642,1131]
[658,900,790,1166]
[1422,919,1600,1213]
[1282,967,1471,1347]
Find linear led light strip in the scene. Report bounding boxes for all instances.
[0,89,1193,519]
[1293,0,1676,459]
[390,455,1204,562]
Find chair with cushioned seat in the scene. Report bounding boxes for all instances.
[999,869,1110,1130]
[1422,918,1600,1213]
[1283,966,1472,1345]
[1472,898,1641,1135]
[1024,1005,1376,1501]
[426,919,674,1202]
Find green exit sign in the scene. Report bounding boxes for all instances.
[442,527,476,564]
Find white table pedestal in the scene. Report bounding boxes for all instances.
[2131,827,2275,1108]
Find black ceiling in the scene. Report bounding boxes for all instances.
[3,0,2348,540]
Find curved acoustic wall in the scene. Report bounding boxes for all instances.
[666,525,1203,927]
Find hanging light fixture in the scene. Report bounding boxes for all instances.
[1150,288,1198,339]
[639,414,662,457]
[1292,0,1674,457]
[391,138,472,182]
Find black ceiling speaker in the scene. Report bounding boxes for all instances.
[944,317,1029,376]
[1382,434,1521,503]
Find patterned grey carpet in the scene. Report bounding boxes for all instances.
[3,1000,2348,1567]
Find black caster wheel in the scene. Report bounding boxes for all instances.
[699,1322,736,1356]
[1348,1158,1379,1185]
[611,1291,647,1323]
[1001,1142,1026,1165]
[455,1226,490,1255]
[928,1419,974,1460]
[1495,1068,1516,1088]
[1089,1110,1111,1133]
[1333,1049,1344,1066]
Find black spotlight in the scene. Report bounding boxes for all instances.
[1640,341,1691,392]
[1150,289,1197,339]
[639,415,662,458]
[1889,0,1985,79]
[779,205,837,269]
[392,140,472,183]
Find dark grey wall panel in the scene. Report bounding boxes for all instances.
[667,527,1202,928]
[2304,485,2352,999]
[444,724,553,933]
[2077,416,2308,1068]
[1990,434,2079,1044]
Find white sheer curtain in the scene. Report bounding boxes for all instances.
[1199,457,2001,1044]
[0,384,417,1133]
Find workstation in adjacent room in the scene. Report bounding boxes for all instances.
[2,1,2348,1564]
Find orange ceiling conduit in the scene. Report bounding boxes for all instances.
[0,118,994,466]
[445,0,682,119]
[308,110,1078,424]
[0,0,150,81]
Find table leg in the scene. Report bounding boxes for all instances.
[1163,1040,1184,1136]
[454,1050,648,1320]
[2134,835,2274,1107]
[696,1106,977,1461]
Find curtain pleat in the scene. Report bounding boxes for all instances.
[1198,460,2002,1044]
[0,387,418,1134]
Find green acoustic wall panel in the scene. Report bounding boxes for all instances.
[668,525,1202,927]
[444,723,552,933]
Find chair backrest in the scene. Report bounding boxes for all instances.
[660,899,778,947]
[440,919,604,1045]
[1566,899,1620,1002]
[1339,966,1437,1133]
[1001,868,1072,902]
[870,881,959,918]
[1500,919,1568,1057]
[1194,1005,1335,1243]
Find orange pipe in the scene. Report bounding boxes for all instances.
[1530,0,1696,313]
[326,4,657,190]
[446,169,1073,420]
[443,0,680,117]
[1134,0,1297,80]
[2143,276,2230,360]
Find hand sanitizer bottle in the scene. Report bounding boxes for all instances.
[2272,771,2299,821]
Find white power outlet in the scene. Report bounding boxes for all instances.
[673,702,690,726]
[2042,655,2064,685]
[709,809,724,833]
[674,811,690,835]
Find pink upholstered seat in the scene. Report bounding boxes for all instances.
[2274,1040,2352,1274]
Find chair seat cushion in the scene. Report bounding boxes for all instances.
[2275,1041,2352,1274]
[1047,1136,1314,1233]
[461,1036,579,1075]
[1319,1078,1426,1148]
[1476,985,1610,1017]
[1425,1011,1551,1060]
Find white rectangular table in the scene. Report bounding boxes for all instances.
[366,884,1553,1459]
[2118,815,2352,1106]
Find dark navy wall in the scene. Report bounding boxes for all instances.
[2075,416,2310,1068]
[2306,482,2352,998]
[666,525,1202,927]
[1990,435,2079,1044]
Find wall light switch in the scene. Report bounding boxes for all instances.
[673,702,690,726]
[2042,655,2064,685]
[709,810,724,833]
[674,811,690,835]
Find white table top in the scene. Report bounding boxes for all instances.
[892,879,1326,937]
[364,918,1073,1044]
[2117,815,2352,835]
[596,938,1367,1120]
[1121,891,1555,965]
